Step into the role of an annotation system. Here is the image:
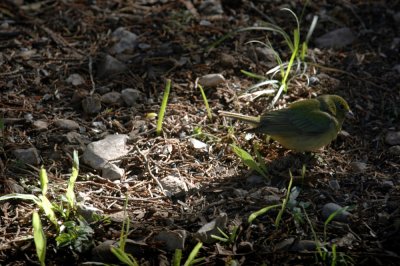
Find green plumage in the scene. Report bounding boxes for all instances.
[219,95,352,152]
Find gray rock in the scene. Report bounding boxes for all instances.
[197,73,225,88]
[54,119,79,131]
[388,145,400,155]
[33,120,48,130]
[13,147,40,165]
[121,88,143,107]
[195,213,228,244]
[82,94,102,115]
[102,163,125,180]
[349,161,367,173]
[101,91,124,106]
[160,175,188,196]
[385,131,400,145]
[315,27,356,49]
[83,134,130,170]
[153,230,187,251]
[96,54,127,78]
[66,73,85,86]
[321,203,351,223]
[110,27,138,54]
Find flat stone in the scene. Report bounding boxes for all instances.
[83,134,129,170]
[54,119,79,130]
[13,147,40,165]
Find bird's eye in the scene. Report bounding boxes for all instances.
[339,104,345,110]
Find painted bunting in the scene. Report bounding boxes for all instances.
[219,95,353,152]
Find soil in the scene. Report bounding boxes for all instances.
[0,0,399,265]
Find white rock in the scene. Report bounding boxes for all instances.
[160,175,188,195]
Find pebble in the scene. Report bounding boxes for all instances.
[219,53,236,67]
[110,27,138,54]
[33,120,48,130]
[101,91,124,106]
[329,179,341,190]
[197,73,225,88]
[54,119,79,131]
[66,73,85,86]
[121,88,143,107]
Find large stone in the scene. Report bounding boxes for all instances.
[83,134,130,170]
[315,27,356,49]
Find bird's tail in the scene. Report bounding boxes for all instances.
[218,111,260,125]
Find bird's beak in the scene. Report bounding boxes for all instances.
[346,110,355,119]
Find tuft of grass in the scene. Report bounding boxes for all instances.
[0,150,95,262]
[156,79,172,136]
[209,7,318,105]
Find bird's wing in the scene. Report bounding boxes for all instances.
[289,110,338,136]
[256,109,337,137]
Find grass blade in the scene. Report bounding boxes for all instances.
[156,79,171,136]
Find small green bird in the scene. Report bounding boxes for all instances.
[219,95,353,152]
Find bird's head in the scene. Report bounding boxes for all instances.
[320,95,353,125]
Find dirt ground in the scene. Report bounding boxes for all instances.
[0,0,399,265]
